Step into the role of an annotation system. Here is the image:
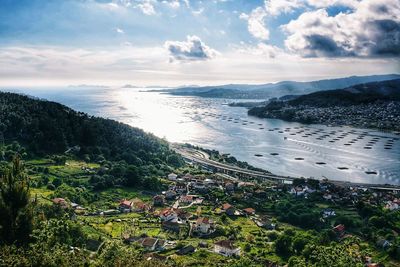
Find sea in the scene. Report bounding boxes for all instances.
[4,86,400,185]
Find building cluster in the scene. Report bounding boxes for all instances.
[50,170,400,262]
[275,101,400,131]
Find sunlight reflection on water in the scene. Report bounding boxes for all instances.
[5,86,400,185]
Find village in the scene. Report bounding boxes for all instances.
[49,164,400,266]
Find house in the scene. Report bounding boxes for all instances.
[165,190,177,200]
[222,203,235,216]
[323,194,333,201]
[175,209,191,220]
[162,221,180,233]
[193,182,207,192]
[214,240,240,257]
[140,237,165,251]
[160,208,178,222]
[289,186,306,197]
[132,198,148,212]
[175,182,187,194]
[177,245,195,255]
[225,182,235,192]
[385,201,399,211]
[195,217,212,234]
[254,216,276,230]
[304,186,316,194]
[153,195,165,206]
[204,178,216,186]
[71,202,79,209]
[243,208,255,216]
[119,199,133,212]
[183,174,194,181]
[333,224,345,237]
[52,198,69,209]
[322,208,336,218]
[168,173,178,181]
[179,195,194,204]
[238,182,255,188]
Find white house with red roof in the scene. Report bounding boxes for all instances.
[118,199,133,212]
[160,208,178,222]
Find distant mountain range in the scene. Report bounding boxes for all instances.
[288,79,400,107]
[160,74,400,99]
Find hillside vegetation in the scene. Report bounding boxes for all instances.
[0,92,182,166]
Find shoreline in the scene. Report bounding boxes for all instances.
[172,143,400,190]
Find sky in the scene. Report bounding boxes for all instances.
[0,0,399,86]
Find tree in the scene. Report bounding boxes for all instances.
[166,154,184,168]
[0,156,34,245]
[125,165,141,187]
[293,236,309,254]
[52,177,62,188]
[275,234,292,256]
[288,256,307,267]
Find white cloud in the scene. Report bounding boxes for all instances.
[192,8,204,16]
[165,35,218,62]
[0,45,397,87]
[239,13,248,20]
[236,43,286,59]
[163,0,180,9]
[305,0,360,8]
[136,0,156,15]
[115,28,124,34]
[265,0,304,16]
[246,7,270,40]
[282,0,400,57]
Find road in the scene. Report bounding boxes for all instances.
[172,144,298,183]
[172,144,400,191]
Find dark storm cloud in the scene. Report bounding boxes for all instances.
[304,34,351,57]
[369,20,400,56]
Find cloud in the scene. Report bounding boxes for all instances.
[0,45,398,87]
[164,35,218,62]
[283,0,400,57]
[116,28,125,34]
[163,0,180,9]
[245,7,269,40]
[236,43,286,59]
[136,0,156,15]
[239,13,248,20]
[192,8,204,16]
[305,0,360,8]
[265,0,304,16]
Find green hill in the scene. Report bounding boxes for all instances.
[0,91,182,166]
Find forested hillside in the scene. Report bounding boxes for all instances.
[0,92,182,166]
[288,79,400,108]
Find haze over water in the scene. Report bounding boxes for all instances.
[7,87,400,185]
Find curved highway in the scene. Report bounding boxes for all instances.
[172,144,400,191]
